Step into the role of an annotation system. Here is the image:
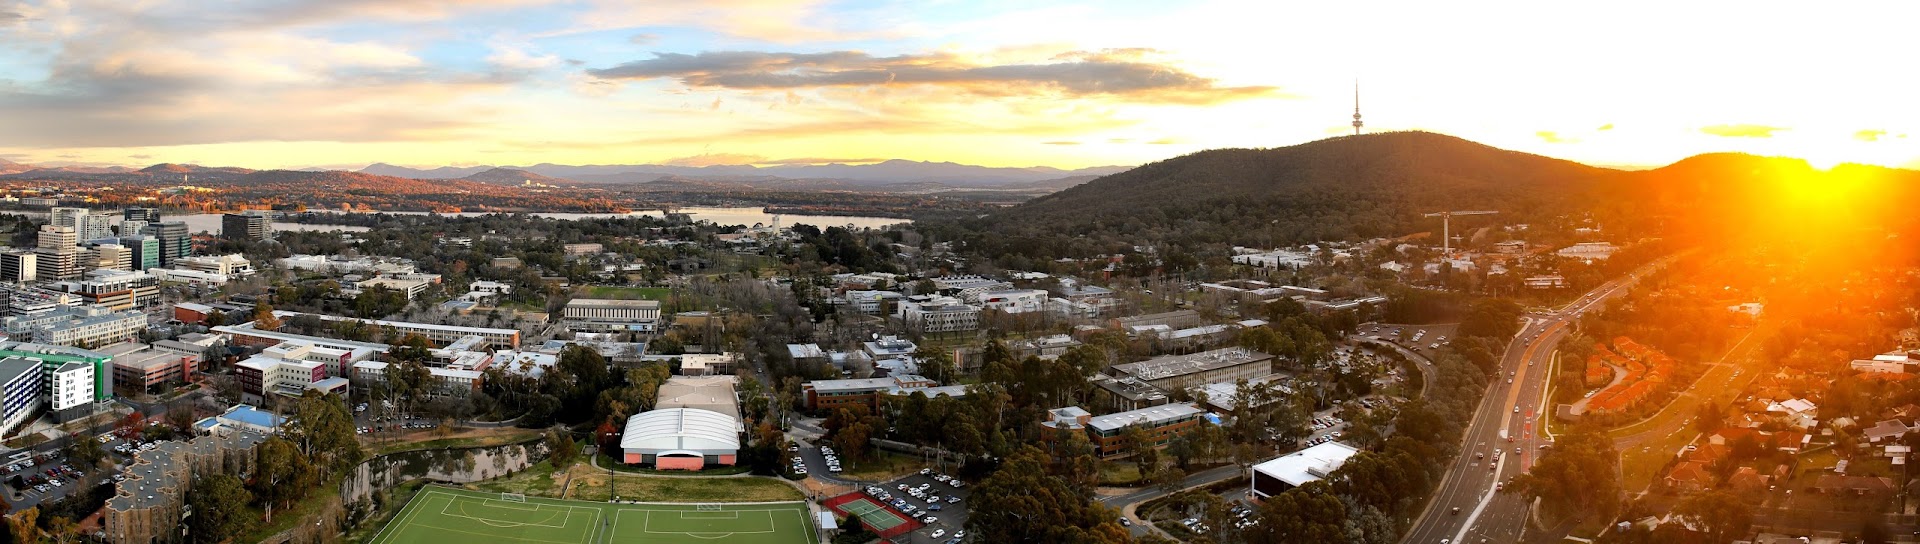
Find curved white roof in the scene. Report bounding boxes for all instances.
[619,408,740,455]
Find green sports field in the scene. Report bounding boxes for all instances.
[369,486,816,544]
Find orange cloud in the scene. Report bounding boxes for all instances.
[1537,131,1575,144]
[1700,124,1787,138]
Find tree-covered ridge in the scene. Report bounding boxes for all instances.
[929,131,1614,256]
[921,132,1920,265]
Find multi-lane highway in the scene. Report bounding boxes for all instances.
[1402,258,1673,544]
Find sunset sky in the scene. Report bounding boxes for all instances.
[0,0,1915,171]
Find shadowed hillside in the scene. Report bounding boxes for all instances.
[941,132,1615,257]
[928,131,1920,262]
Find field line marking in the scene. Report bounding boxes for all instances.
[368,487,436,544]
[407,520,579,544]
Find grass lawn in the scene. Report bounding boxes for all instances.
[1100,462,1144,486]
[242,480,346,543]
[833,451,923,482]
[370,429,542,456]
[1619,428,1700,493]
[495,300,546,313]
[472,460,570,498]
[1797,449,1841,476]
[367,485,814,544]
[578,286,671,300]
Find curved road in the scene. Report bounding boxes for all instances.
[1401,257,1674,544]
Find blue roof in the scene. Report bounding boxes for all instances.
[193,417,219,430]
[221,404,284,430]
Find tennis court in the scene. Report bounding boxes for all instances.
[369,486,816,544]
[821,492,920,539]
[835,497,909,531]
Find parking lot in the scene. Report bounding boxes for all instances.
[857,469,973,544]
[1362,323,1461,356]
[788,440,847,478]
[352,401,443,435]
[5,441,113,510]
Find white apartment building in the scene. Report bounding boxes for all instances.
[353,277,431,300]
[979,288,1049,314]
[50,361,94,411]
[897,297,980,333]
[844,290,902,315]
[0,358,41,434]
[468,281,512,295]
[8,306,146,347]
[235,354,346,402]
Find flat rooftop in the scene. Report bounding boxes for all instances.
[565,298,661,308]
[114,350,184,371]
[1251,441,1361,487]
[657,375,740,422]
[1087,403,1204,433]
[220,404,284,429]
[1112,347,1273,382]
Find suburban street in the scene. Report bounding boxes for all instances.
[1401,257,1673,544]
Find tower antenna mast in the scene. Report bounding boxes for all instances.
[1351,80,1363,136]
[1423,210,1498,257]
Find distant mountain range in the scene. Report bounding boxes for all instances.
[0,157,1128,195]
[358,159,1131,190]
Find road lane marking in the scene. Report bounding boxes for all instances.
[1452,455,1504,544]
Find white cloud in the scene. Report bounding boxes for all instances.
[487,44,560,71]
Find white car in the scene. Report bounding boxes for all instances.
[931,529,946,538]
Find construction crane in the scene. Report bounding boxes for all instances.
[1423,210,1498,257]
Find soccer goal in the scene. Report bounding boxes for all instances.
[696,503,724,512]
[500,493,527,503]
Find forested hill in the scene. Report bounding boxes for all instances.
[927,131,1920,263]
[943,131,1617,257]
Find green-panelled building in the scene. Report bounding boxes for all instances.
[0,341,114,403]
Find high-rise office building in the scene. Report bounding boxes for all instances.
[221,212,272,242]
[123,207,160,224]
[34,225,81,281]
[79,212,113,241]
[120,220,148,238]
[0,252,35,283]
[51,208,111,241]
[48,208,85,231]
[121,235,160,271]
[86,244,132,273]
[152,222,190,266]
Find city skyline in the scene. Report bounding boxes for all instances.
[1,0,1917,171]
